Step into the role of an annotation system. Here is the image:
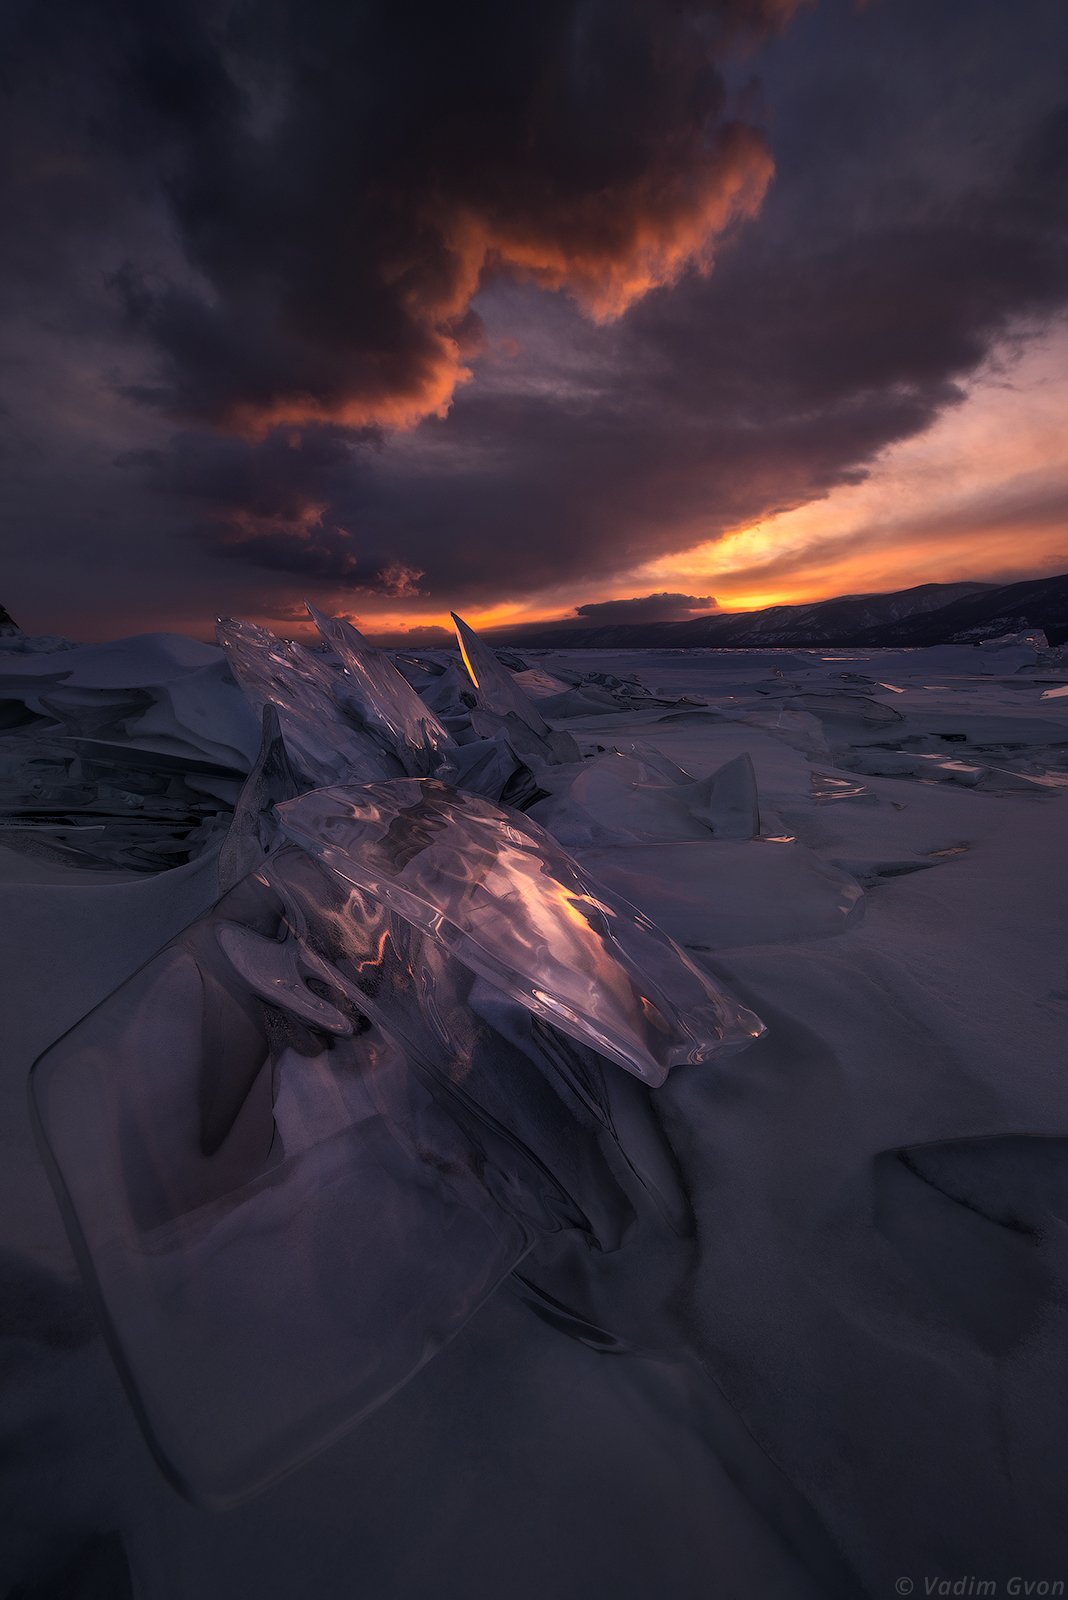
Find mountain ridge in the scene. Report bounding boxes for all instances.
[481,575,1068,650]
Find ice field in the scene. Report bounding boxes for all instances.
[2,615,1068,1598]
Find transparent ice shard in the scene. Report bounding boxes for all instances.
[0,636,263,872]
[31,874,546,1507]
[526,665,700,713]
[304,605,543,807]
[217,705,302,892]
[410,657,477,728]
[217,618,398,787]
[276,778,764,1085]
[529,753,705,846]
[451,612,580,763]
[305,602,455,775]
[690,752,760,839]
[736,704,830,757]
[509,666,575,700]
[614,739,696,786]
[218,617,539,816]
[441,730,545,810]
[30,780,746,1503]
[0,727,243,873]
[529,748,760,847]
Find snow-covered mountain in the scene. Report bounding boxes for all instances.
[491,576,1068,649]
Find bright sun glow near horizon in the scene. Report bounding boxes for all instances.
[273,325,1068,642]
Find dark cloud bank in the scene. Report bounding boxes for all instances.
[1,0,1067,631]
[574,593,718,624]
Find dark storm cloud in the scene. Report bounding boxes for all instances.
[8,0,796,434]
[144,0,1068,611]
[2,0,1067,631]
[573,593,718,623]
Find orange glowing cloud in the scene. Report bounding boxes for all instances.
[230,339,474,437]
[228,126,774,438]
[445,125,774,324]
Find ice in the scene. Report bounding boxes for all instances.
[31,883,542,1506]
[305,604,545,806]
[508,666,578,700]
[0,619,551,876]
[217,618,400,787]
[305,602,456,775]
[534,682,632,717]
[736,703,831,756]
[528,749,760,845]
[438,730,544,809]
[0,636,258,871]
[275,778,763,1084]
[451,612,580,763]
[406,656,474,728]
[12,631,1068,1593]
[697,751,761,838]
[30,780,759,1502]
[810,771,875,803]
[528,752,722,846]
[787,691,905,744]
[217,705,302,892]
[451,611,545,723]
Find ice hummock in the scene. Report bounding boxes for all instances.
[30,775,759,1504]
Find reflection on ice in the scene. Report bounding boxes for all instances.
[218,618,399,787]
[306,601,455,775]
[452,612,580,763]
[276,778,763,1084]
[810,771,874,803]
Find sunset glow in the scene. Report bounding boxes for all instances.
[3,0,1065,646]
[634,327,1068,612]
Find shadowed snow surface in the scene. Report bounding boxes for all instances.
[3,637,1068,1596]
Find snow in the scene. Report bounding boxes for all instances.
[2,627,1068,1595]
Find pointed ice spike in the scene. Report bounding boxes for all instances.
[686,752,760,839]
[451,612,579,762]
[305,601,455,775]
[452,610,549,728]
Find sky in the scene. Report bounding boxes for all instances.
[1,0,1066,644]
